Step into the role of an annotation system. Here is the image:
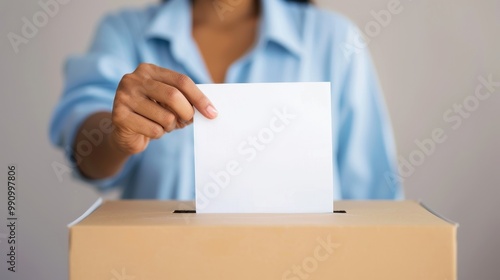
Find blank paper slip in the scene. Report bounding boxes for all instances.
[193,83,334,213]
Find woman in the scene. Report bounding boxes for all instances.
[49,0,402,200]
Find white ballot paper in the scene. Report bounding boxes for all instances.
[194,83,333,213]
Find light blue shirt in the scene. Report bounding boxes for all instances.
[49,0,402,200]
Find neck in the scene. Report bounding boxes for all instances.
[192,0,260,26]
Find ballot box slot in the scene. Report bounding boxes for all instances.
[173,210,196,213]
[172,210,347,214]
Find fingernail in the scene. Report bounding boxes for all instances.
[206,105,218,118]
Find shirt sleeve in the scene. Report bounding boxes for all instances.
[335,27,403,200]
[49,13,140,191]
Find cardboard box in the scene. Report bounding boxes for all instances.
[69,200,457,280]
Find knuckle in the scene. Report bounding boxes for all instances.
[118,74,133,89]
[186,108,195,120]
[121,73,133,81]
[174,73,193,89]
[143,77,158,92]
[164,111,176,125]
[166,87,182,101]
[135,63,155,78]
[180,107,195,122]
[165,121,177,133]
[117,75,142,101]
[111,106,128,125]
[161,112,177,133]
[176,122,185,129]
[115,90,130,104]
[150,124,164,139]
[116,93,140,113]
[137,63,152,72]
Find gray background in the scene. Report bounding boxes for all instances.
[0,0,499,279]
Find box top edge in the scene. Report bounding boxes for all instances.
[71,200,455,228]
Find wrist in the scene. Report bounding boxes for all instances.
[108,130,133,158]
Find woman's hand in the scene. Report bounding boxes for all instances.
[111,63,218,155]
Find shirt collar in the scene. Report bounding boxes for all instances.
[260,0,303,57]
[144,0,191,43]
[145,0,209,82]
[144,0,303,57]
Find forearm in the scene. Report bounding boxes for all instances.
[73,112,130,180]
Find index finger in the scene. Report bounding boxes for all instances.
[138,64,218,119]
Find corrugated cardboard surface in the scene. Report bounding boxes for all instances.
[70,200,457,280]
